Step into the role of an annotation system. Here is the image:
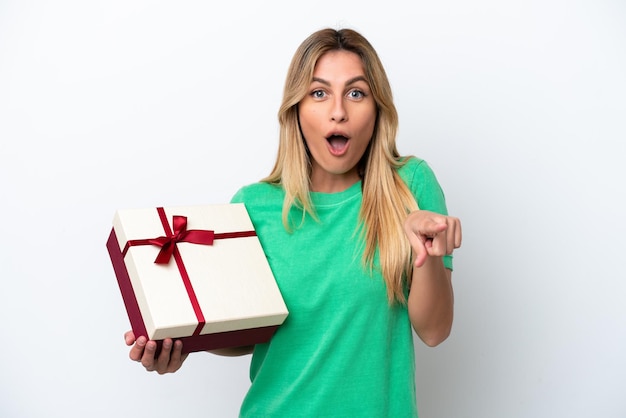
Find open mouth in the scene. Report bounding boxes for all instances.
[326,134,350,153]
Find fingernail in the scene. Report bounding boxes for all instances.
[163,340,172,349]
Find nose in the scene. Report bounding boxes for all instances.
[330,97,347,122]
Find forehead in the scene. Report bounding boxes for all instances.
[312,50,366,80]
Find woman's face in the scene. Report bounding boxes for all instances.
[298,49,377,193]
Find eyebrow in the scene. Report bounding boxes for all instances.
[311,75,369,87]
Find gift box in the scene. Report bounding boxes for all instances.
[106,204,289,354]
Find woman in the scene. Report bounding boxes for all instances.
[125,27,461,417]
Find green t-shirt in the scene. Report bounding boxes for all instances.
[230,157,452,418]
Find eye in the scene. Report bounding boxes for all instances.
[348,89,366,100]
[311,89,326,99]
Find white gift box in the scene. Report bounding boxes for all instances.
[106,204,288,353]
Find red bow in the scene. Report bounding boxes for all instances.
[147,215,215,264]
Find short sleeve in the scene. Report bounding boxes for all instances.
[230,187,245,204]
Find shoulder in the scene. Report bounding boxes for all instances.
[231,182,281,203]
[230,182,285,232]
[397,156,438,189]
[396,156,448,214]
[231,182,282,203]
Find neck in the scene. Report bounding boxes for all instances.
[309,170,361,193]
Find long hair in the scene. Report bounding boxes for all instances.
[262,28,418,304]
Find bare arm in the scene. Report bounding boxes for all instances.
[408,257,454,346]
[403,210,461,347]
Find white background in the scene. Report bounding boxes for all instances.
[1,1,625,417]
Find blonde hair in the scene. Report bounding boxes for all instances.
[263,28,418,303]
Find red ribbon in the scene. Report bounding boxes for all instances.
[121,207,257,336]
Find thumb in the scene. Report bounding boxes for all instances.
[406,230,428,268]
[124,330,136,346]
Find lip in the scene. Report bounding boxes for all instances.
[325,130,350,139]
